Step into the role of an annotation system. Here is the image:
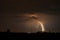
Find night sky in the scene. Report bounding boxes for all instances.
[0,0,60,33]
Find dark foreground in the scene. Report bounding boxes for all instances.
[0,32,60,39]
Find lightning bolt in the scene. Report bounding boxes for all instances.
[38,21,45,32]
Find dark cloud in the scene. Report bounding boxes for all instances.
[0,0,60,15]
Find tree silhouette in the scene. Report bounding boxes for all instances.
[7,29,10,32]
